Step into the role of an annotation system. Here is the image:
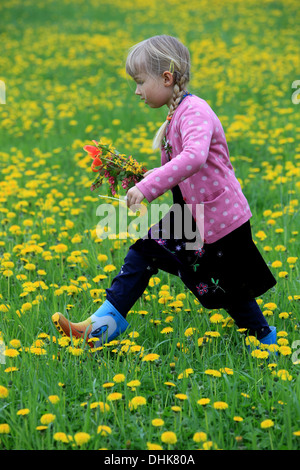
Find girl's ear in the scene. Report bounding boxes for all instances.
[162,71,174,87]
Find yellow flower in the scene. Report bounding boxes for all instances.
[97,425,112,435]
[161,431,177,445]
[263,302,277,310]
[193,432,207,443]
[287,256,298,264]
[141,353,160,362]
[175,393,188,400]
[220,367,233,375]
[48,395,60,404]
[103,264,116,272]
[54,432,72,443]
[213,401,228,410]
[261,419,274,429]
[127,380,141,389]
[251,349,269,359]
[74,432,91,446]
[113,374,125,383]
[97,254,108,262]
[273,369,292,381]
[271,260,282,268]
[178,368,194,379]
[0,423,10,434]
[205,369,221,377]
[152,418,164,427]
[278,346,292,356]
[17,408,30,416]
[4,348,19,358]
[160,327,173,334]
[0,386,9,399]
[147,442,163,450]
[184,327,197,337]
[102,382,115,388]
[107,392,122,401]
[40,413,56,425]
[171,406,181,412]
[24,263,36,271]
[233,416,244,422]
[89,401,110,412]
[128,396,146,410]
[210,313,224,323]
[197,398,210,406]
[255,230,267,240]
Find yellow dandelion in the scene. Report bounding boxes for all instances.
[40,413,56,425]
[97,425,112,436]
[74,432,91,446]
[48,395,60,404]
[4,348,19,358]
[128,396,147,410]
[152,418,164,427]
[103,264,116,273]
[0,386,9,399]
[279,346,292,356]
[127,380,141,389]
[161,431,177,445]
[107,392,122,402]
[141,353,160,362]
[147,442,163,450]
[0,423,10,434]
[233,416,244,422]
[193,432,207,443]
[205,369,221,378]
[197,398,210,406]
[17,408,30,416]
[261,419,274,429]
[113,374,125,383]
[171,406,181,412]
[54,432,71,443]
[213,401,228,410]
[175,393,188,400]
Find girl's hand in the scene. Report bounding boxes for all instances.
[143,168,157,177]
[126,186,145,210]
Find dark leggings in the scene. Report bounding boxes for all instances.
[105,248,271,340]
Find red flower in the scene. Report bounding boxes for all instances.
[83,144,101,159]
[91,156,103,172]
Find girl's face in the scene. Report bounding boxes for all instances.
[134,72,174,109]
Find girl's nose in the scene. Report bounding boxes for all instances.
[135,86,141,96]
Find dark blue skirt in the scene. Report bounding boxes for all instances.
[130,186,277,309]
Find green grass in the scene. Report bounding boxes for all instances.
[0,0,299,451]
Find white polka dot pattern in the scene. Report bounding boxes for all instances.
[135,95,252,243]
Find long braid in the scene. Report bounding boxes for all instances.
[152,73,187,150]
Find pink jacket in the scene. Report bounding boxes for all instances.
[136,94,252,244]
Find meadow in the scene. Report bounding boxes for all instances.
[0,0,299,451]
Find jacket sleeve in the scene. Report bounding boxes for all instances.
[136,102,214,203]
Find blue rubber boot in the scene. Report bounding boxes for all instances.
[89,300,129,348]
[259,326,278,355]
[259,326,277,346]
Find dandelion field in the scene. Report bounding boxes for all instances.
[0,0,300,451]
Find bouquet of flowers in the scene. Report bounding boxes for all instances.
[83,139,147,196]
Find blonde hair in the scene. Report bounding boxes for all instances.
[126,35,190,149]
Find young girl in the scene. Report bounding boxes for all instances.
[52,35,277,350]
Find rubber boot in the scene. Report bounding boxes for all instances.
[52,300,129,349]
[259,326,277,346]
[259,326,278,355]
